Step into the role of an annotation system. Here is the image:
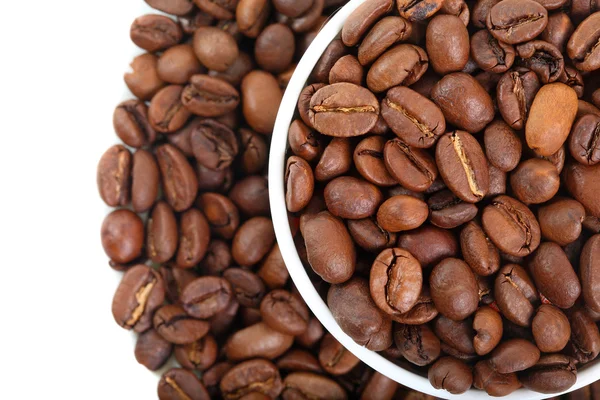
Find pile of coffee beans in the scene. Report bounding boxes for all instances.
[285,0,600,396]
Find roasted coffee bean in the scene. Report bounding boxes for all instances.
[486,0,548,45]
[298,83,326,128]
[329,55,363,85]
[282,372,347,400]
[377,195,429,233]
[281,0,324,33]
[472,0,501,28]
[435,131,489,203]
[296,317,325,349]
[519,354,577,394]
[197,192,239,240]
[394,323,441,366]
[384,140,438,192]
[241,70,282,135]
[381,86,445,148]
[516,40,564,84]
[581,235,600,313]
[178,9,214,35]
[532,305,571,352]
[157,44,203,85]
[567,308,600,363]
[232,217,275,267]
[311,40,347,84]
[125,52,166,101]
[473,360,521,396]
[432,73,495,133]
[569,114,600,166]
[541,12,574,53]
[238,128,267,175]
[257,244,289,290]
[370,248,423,316]
[347,218,396,253]
[341,0,394,46]
[367,44,429,93]
[488,163,507,197]
[98,145,131,207]
[288,119,322,163]
[565,162,600,217]
[194,0,236,19]
[461,221,501,276]
[309,83,379,137]
[260,289,309,336]
[528,242,581,309]
[560,66,585,98]
[393,287,439,325]
[223,268,266,309]
[229,175,270,217]
[192,27,238,72]
[113,100,157,149]
[160,265,197,304]
[482,195,541,257]
[430,258,479,321]
[175,208,210,268]
[538,198,586,246]
[428,190,478,229]
[359,372,398,400]
[473,306,503,356]
[511,158,560,204]
[358,16,412,66]
[489,339,541,374]
[496,68,541,130]
[434,316,475,355]
[484,120,522,172]
[314,138,352,182]
[153,304,210,345]
[158,368,210,400]
[156,144,198,212]
[131,14,183,52]
[277,349,323,373]
[397,225,458,268]
[220,359,283,399]
[325,177,382,220]
[175,334,218,371]
[567,12,600,71]
[225,322,294,361]
[318,334,360,375]
[304,211,356,284]
[286,156,314,213]
[439,0,470,25]
[146,201,178,264]
[396,0,444,22]
[328,277,392,351]
[182,75,239,118]
[495,264,538,327]
[181,276,233,319]
[135,328,173,371]
[471,29,515,73]
[112,265,165,333]
[273,0,312,17]
[254,24,295,73]
[426,15,469,74]
[235,0,270,38]
[145,0,194,16]
[428,357,473,394]
[101,209,144,264]
[131,149,159,213]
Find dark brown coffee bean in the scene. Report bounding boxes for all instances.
[257,244,289,290]
[175,334,218,371]
[359,372,397,400]
[273,0,312,17]
[495,264,538,327]
[194,0,236,19]
[202,361,233,392]
[288,119,322,163]
[496,68,541,130]
[377,195,429,233]
[328,277,392,351]
[486,0,548,44]
[567,12,600,71]
[397,225,458,268]
[538,198,586,246]
[489,339,540,374]
[286,156,314,213]
[532,305,571,352]
[487,163,507,197]
[394,287,439,325]
[581,235,600,313]
[519,354,577,394]
[367,44,429,93]
[569,114,600,166]
[223,268,266,309]
[559,66,585,99]
[484,120,522,172]
[113,100,157,149]
[220,359,283,399]
[470,29,515,73]
[324,176,382,220]
[370,248,423,316]
[298,83,326,129]
[225,322,294,361]
[176,208,210,268]
[131,150,160,213]
[397,0,444,22]
[282,372,347,400]
[238,128,267,175]
[309,83,379,137]
[135,328,173,371]
[314,138,352,182]
[430,258,479,321]
[436,130,489,203]
[149,85,192,133]
[153,304,210,345]
[510,158,560,204]
[101,209,144,264]
[540,12,574,54]
[260,289,309,336]
[296,317,324,349]
[565,162,600,217]
[146,201,178,264]
[461,221,501,276]
[528,242,581,309]
[112,265,165,333]
[431,73,495,133]
[473,306,503,356]
[341,0,394,46]
[310,39,347,84]
[98,145,131,207]
[318,334,360,376]
[472,0,501,28]
[473,360,521,396]
[161,265,197,305]
[241,70,282,135]
[394,323,441,366]
[254,23,295,73]
[209,297,240,336]
[200,240,232,277]
[328,55,363,85]
[130,15,183,52]
[347,218,397,253]
[434,315,475,355]
[482,195,541,256]
[125,53,165,101]
[156,144,198,212]
[428,190,478,229]
[231,217,275,267]
[181,276,233,319]
[516,40,564,83]
[526,82,578,156]
[229,175,270,217]
[182,75,239,118]
[277,349,323,373]
[158,368,210,400]
[428,356,473,394]
[196,193,239,240]
[426,15,469,74]
[358,16,412,66]
[384,140,438,192]
[304,211,356,284]
[196,164,233,194]
[567,307,600,363]
[145,0,194,15]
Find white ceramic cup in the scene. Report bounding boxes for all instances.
[267,0,599,398]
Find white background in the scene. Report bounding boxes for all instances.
[1,1,168,398]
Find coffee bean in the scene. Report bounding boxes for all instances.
[567,12,600,71]
[298,83,326,128]
[225,322,294,361]
[430,258,479,321]
[397,225,458,268]
[241,70,282,135]
[232,217,275,267]
[98,145,131,207]
[377,195,429,232]
[489,339,540,374]
[560,66,585,98]
[397,0,444,22]
[282,372,347,400]
[229,175,270,217]
[461,221,501,276]
[484,120,522,172]
[532,305,571,352]
[178,10,214,35]
[254,24,295,73]
[393,287,439,325]
[358,16,412,66]
[473,306,503,356]
[260,289,309,336]
[113,100,157,149]
[273,0,312,17]
[146,201,178,264]
[197,192,239,240]
[149,85,192,133]
[519,354,577,394]
[238,128,268,174]
[176,208,210,268]
[130,14,183,52]
[494,264,539,327]
[329,55,363,85]
[434,315,475,355]
[367,44,429,93]
[565,161,600,217]
[347,218,397,253]
[538,198,586,246]
[541,12,574,52]
[581,235,600,314]
[145,0,194,16]
[125,53,165,101]
[236,0,269,37]
[174,334,218,371]
[112,265,165,333]
[160,265,197,304]
[220,359,283,399]
[473,360,521,396]
[181,276,233,319]
[324,176,382,219]
[511,158,560,204]
[432,73,495,133]
[471,29,515,73]
[135,328,173,371]
[359,372,398,400]
[428,356,473,394]
[157,44,203,85]
[486,0,548,44]
[277,349,323,373]
[567,307,600,363]
[569,114,600,166]
[101,209,144,264]
[318,334,360,375]
[153,304,210,345]
[286,156,314,213]
[428,190,478,229]
[223,268,266,309]
[182,75,240,118]
[426,15,470,74]
[288,119,323,162]
[281,0,324,33]
[158,368,210,400]
[195,0,236,19]
[352,136,397,186]
[257,244,289,290]
[516,40,565,84]
[130,150,160,213]
[394,323,441,366]
[341,0,394,46]
[192,27,238,72]
[496,68,541,130]
[210,297,240,336]
[311,40,347,84]
[472,0,501,28]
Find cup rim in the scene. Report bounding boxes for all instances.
[267,0,599,398]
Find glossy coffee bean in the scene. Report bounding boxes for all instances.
[130,15,183,52]
[397,225,458,268]
[486,0,548,44]
[495,264,538,327]
[428,190,478,229]
[153,304,210,345]
[157,44,203,85]
[298,83,325,128]
[567,308,600,363]
[428,357,473,394]
[286,156,314,213]
[325,176,382,219]
[565,162,600,217]
[516,40,564,84]
[511,158,560,204]
[156,144,198,212]
[101,209,144,264]
[358,16,412,66]
[146,201,178,264]
[228,175,270,217]
[377,195,429,233]
[241,70,282,135]
[197,192,240,240]
[394,323,441,366]
[426,15,469,74]
[288,119,322,162]
[496,68,540,130]
[98,145,131,207]
[282,372,347,400]
[131,149,159,213]
[113,100,157,148]
[567,12,600,71]
[489,339,540,374]
[581,235,600,313]
[315,138,352,182]
[353,136,398,186]
[384,139,438,192]
[473,306,503,355]
[175,334,218,371]
[232,217,275,267]
[532,305,571,352]
[367,44,429,93]
[312,40,347,84]
[473,360,521,396]
[225,322,294,361]
[260,289,309,336]
[341,0,394,46]
[471,29,515,73]
[461,221,500,276]
[393,287,439,325]
[538,198,586,245]
[135,328,173,371]
[519,354,577,394]
[149,85,193,133]
[257,244,289,290]
[220,359,283,399]
[181,276,233,319]
[569,114,600,166]
[125,53,165,101]
[484,120,522,172]
[396,0,443,22]
[430,258,479,321]
[318,334,360,375]
[223,268,266,308]
[434,315,475,355]
[158,368,210,400]
[182,75,239,118]
[329,55,363,86]
[347,218,397,253]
